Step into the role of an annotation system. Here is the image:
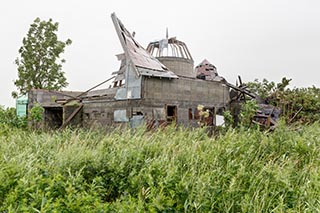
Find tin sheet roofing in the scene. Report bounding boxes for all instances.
[111,13,178,79]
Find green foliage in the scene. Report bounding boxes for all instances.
[239,100,259,128]
[29,103,44,123]
[275,86,320,124]
[0,106,27,132]
[14,17,72,95]
[29,103,44,129]
[246,77,291,99]
[223,110,234,129]
[246,78,320,124]
[246,78,276,99]
[0,125,320,212]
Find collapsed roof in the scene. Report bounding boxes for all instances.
[111,13,178,79]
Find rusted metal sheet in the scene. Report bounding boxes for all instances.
[111,13,178,79]
[254,104,281,128]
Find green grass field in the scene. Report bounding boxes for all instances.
[1,123,319,212]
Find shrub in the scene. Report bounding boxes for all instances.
[0,106,27,131]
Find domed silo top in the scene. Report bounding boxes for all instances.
[146,37,195,78]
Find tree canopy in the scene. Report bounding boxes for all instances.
[14,17,71,96]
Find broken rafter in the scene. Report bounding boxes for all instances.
[57,76,116,104]
[59,104,83,130]
[288,106,303,123]
[226,82,256,99]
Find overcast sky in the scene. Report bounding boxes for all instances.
[1,0,319,107]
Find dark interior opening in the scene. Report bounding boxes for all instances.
[189,108,193,120]
[166,105,177,123]
[44,107,63,129]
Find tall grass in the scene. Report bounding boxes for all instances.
[0,123,319,212]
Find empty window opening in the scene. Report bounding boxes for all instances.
[194,109,200,120]
[136,111,143,115]
[189,108,193,120]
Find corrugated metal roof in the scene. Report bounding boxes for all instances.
[111,13,178,79]
[137,67,178,78]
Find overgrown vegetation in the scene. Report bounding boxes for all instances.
[246,78,320,124]
[1,77,319,211]
[29,103,44,129]
[0,123,319,212]
[0,106,27,131]
[239,99,259,128]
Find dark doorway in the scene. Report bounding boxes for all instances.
[44,107,63,129]
[166,105,177,124]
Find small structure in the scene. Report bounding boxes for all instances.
[195,59,223,81]
[28,13,231,129]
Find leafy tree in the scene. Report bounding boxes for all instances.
[14,17,72,95]
[245,77,291,100]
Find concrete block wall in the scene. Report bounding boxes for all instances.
[143,77,229,106]
[142,77,230,127]
[82,99,143,128]
[29,76,230,129]
[158,57,195,78]
[28,89,82,108]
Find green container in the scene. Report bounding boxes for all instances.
[16,95,28,117]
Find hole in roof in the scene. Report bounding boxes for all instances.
[121,33,126,45]
[162,66,168,70]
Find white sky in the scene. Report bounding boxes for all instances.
[1,0,319,107]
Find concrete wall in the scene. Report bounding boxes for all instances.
[82,99,143,128]
[143,77,229,106]
[28,89,82,108]
[28,77,230,129]
[28,89,83,129]
[157,57,195,78]
[142,77,230,126]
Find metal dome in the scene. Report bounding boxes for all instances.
[146,36,195,78]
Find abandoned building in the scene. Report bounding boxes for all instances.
[27,13,231,129]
